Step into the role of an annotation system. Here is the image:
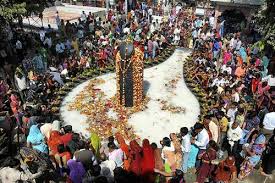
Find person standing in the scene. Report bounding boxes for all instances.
[262,109,275,140]
[203,115,219,143]
[192,123,209,151]
[196,140,218,183]
[55,11,61,30]
[180,127,191,173]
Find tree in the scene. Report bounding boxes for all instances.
[0,0,26,21]
[255,0,275,51]
[0,0,53,23]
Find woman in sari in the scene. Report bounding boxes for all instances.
[47,130,63,155]
[214,156,237,183]
[55,144,71,172]
[141,139,155,183]
[90,132,101,158]
[115,133,130,170]
[223,49,232,65]
[151,143,164,171]
[187,133,200,169]
[239,47,247,64]
[196,140,218,183]
[129,140,142,175]
[67,159,86,183]
[170,133,182,169]
[239,134,266,180]
[27,125,48,154]
[141,139,155,172]
[161,137,177,173]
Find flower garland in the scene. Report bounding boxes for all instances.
[68,78,149,140]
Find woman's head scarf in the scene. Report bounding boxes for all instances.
[27,125,48,153]
[52,120,60,131]
[67,159,86,183]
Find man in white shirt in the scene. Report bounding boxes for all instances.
[221,63,232,75]
[180,127,191,173]
[192,123,209,150]
[262,111,275,140]
[226,121,242,155]
[227,102,238,123]
[235,38,242,51]
[81,11,87,22]
[231,89,240,103]
[211,75,226,87]
[0,158,43,183]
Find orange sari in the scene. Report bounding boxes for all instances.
[115,133,130,170]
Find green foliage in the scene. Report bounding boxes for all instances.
[0,0,26,20]
[0,0,51,22]
[255,0,275,50]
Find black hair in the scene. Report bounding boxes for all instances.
[247,130,259,144]
[204,114,212,120]
[162,137,171,147]
[208,140,219,151]
[180,127,188,136]
[107,142,117,149]
[57,144,66,153]
[194,123,204,130]
[72,133,80,141]
[108,136,115,143]
[63,125,72,133]
[91,165,101,177]
[94,176,108,183]
[151,142,157,149]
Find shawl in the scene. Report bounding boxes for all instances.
[67,159,86,183]
[90,132,101,157]
[40,123,53,139]
[52,120,60,131]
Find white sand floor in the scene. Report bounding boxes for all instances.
[60,48,200,144]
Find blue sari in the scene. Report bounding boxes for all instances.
[187,144,199,168]
[27,125,48,154]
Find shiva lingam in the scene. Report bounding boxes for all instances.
[115,39,144,108]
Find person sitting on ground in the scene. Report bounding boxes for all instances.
[0,157,43,182]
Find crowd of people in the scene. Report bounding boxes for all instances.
[183,10,275,182]
[0,1,275,183]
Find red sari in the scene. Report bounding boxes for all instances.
[141,139,155,183]
[47,131,63,155]
[129,140,142,175]
[141,139,155,174]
